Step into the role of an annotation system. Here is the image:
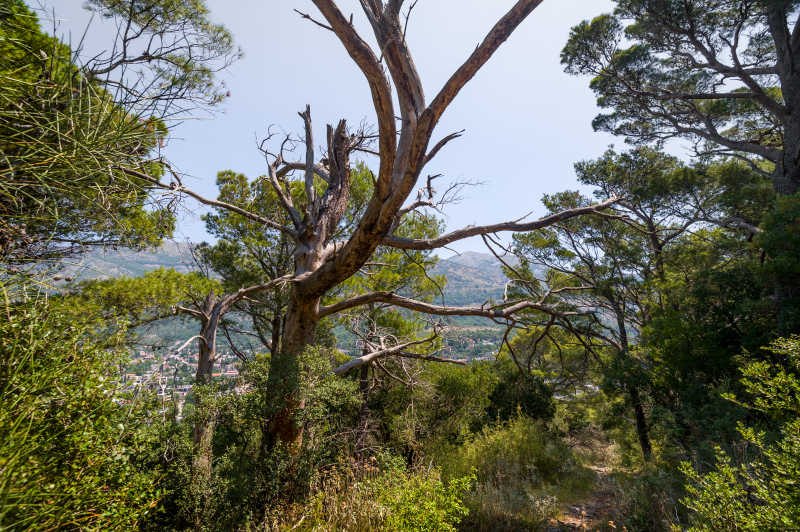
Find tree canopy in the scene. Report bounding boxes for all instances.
[561,0,800,195]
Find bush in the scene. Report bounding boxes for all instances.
[284,455,473,531]
[679,336,800,531]
[440,415,592,530]
[148,345,362,531]
[0,292,163,530]
[604,466,687,532]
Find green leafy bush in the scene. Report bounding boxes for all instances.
[147,344,361,531]
[680,336,800,531]
[441,415,592,530]
[0,290,163,530]
[284,455,473,532]
[377,467,473,532]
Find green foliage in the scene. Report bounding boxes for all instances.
[74,267,220,322]
[296,346,363,444]
[645,228,777,454]
[0,0,178,264]
[442,415,592,530]
[756,194,800,333]
[6,2,800,528]
[148,345,362,530]
[443,415,584,489]
[560,1,785,172]
[197,169,307,355]
[85,0,237,107]
[367,361,498,460]
[680,337,800,531]
[487,354,555,423]
[286,458,473,532]
[0,286,163,530]
[604,466,688,531]
[376,466,472,532]
[1,0,237,266]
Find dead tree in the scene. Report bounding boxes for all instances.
[122,0,619,447]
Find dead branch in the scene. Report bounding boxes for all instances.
[332,333,439,375]
[318,291,584,321]
[116,165,296,236]
[384,196,620,250]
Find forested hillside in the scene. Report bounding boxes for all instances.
[68,245,508,352]
[69,245,508,305]
[2,1,800,531]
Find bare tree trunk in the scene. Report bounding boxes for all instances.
[629,386,652,462]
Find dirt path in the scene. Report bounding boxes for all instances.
[545,438,620,532]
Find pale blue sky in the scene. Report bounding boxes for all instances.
[43,0,621,255]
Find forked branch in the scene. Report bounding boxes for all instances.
[332,333,440,375]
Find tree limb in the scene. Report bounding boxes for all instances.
[383,196,620,250]
[331,334,438,375]
[116,166,296,236]
[318,291,582,321]
[311,0,397,192]
[425,0,543,123]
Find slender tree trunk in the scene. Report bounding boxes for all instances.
[355,362,371,459]
[629,386,652,462]
[192,327,216,479]
[270,314,282,357]
[191,294,220,530]
[611,304,653,462]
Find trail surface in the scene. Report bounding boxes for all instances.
[546,439,619,532]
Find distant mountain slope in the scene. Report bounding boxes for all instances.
[71,245,512,306]
[68,244,512,353]
[431,251,508,306]
[63,242,196,280]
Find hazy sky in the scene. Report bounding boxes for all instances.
[44,0,619,255]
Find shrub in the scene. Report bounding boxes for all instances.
[284,455,473,531]
[149,345,362,531]
[441,415,592,530]
[0,293,163,530]
[604,466,687,532]
[679,336,800,531]
[378,467,473,532]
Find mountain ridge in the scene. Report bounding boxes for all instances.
[70,244,509,306]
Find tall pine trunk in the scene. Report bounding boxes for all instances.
[767,4,800,333]
[773,120,800,335]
